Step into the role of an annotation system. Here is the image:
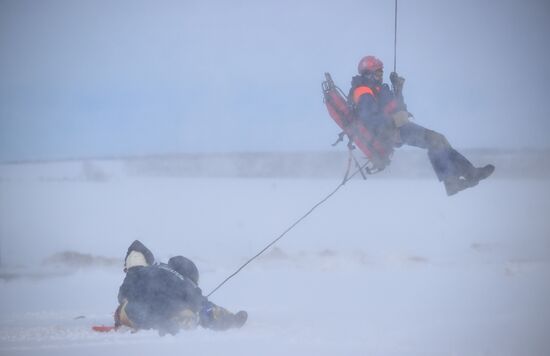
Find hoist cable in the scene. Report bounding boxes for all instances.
[206,159,370,297]
[393,0,398,73]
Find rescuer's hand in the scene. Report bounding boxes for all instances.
[390,72,405,92]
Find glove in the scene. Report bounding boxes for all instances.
[390,72,405,93]
[392,110,410,128]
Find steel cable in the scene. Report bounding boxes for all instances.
[206,160,370,297]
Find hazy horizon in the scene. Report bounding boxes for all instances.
[1,0,550,162]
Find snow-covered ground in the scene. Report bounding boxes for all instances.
[1,159,549,355]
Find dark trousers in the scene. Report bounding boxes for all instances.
[398,122,474,181]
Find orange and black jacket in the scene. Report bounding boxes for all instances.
[348,75,406,136]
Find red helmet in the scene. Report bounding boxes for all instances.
[357,55,384,75]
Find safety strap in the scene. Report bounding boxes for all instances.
[342,139,367,183]
[353,86,375,104]
[157,264,198,288]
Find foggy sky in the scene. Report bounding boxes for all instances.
[1,0,549,161]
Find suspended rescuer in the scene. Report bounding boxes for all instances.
[349,55,494,196]
[115,240,248,335]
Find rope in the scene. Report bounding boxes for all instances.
[393,0,398,73]
[206,159,370,297]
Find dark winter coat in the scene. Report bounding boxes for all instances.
[117,264,207,330]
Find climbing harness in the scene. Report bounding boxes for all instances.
[323,72,393,171]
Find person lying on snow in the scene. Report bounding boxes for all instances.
[114,240,247,335]
[349,55,495,196]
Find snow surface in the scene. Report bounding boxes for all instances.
[1,160,549,355]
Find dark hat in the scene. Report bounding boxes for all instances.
[124,240,155,271]
[168,256,199,285]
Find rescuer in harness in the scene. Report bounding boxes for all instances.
[350,55,495,196]
[115,240,248,335]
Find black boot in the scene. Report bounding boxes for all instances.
[233,311,248,328]
[444,176,474,196]
[470,164,495,183]
[444,164,495,196]
[200,304,248,331]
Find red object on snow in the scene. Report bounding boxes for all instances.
[92,325,116,332]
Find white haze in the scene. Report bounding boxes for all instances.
[1,1,550,355]
[1,0,550,161]
[0,157,549,355]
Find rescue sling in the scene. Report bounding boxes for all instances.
[322,72,392,171]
